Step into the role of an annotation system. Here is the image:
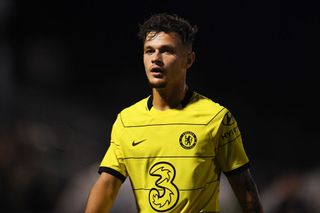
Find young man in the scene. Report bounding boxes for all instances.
[85,13,263,213]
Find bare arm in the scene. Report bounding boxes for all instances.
[227,169,264,213]
[85,172,122,213]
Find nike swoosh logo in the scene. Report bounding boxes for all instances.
[132,139,146,146]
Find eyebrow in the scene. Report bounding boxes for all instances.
[144,44,175,50]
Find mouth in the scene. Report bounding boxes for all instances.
[151,67,163,73]
[150,67,164,77]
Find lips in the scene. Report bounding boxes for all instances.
[151,67,163,73]
[150,67,164,77]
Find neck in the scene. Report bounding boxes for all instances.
[152,84,188,111]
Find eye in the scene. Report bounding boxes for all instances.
[144,48,154,55]
[161,47,175,54]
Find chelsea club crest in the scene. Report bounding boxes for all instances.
[179,131,197,149]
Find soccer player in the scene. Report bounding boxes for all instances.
[85,13,264,213]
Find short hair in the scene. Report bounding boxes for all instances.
[137,13,198,50]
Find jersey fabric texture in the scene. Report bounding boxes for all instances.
[99,91,249,213]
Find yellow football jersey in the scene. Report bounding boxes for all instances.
[99,91,249,213]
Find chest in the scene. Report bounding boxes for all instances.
[121,124,218,158]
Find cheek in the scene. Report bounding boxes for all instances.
[143,57,149,69]
[170,55,187,67]
[171,58,187,70]
[143,56,147,65]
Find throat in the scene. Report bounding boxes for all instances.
[151,86,189,111]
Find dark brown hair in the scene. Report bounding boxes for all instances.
[138,13,198,50]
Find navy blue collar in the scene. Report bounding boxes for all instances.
[147,89,194,110]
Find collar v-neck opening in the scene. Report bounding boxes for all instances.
[147,89,193,111]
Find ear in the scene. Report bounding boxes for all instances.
[186,52,195,69]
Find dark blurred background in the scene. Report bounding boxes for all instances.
[1,0,319,212]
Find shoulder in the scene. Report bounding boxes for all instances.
[117,96,150,127]
[189,92,233,123]
[121,96,149,113]
[190,92,221,108]
[190,92,226,113]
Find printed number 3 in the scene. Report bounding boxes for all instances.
[148,162,179,212]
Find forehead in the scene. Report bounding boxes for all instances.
[144,31,183,47]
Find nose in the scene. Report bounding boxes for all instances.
[151,52,163,66]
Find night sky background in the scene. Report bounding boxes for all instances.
[1,0,319,212]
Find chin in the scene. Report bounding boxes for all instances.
[148,80,167,89]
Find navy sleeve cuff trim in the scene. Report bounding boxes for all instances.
[98,167,126,183]
[224,162,250,177]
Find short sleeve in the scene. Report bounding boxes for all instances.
[99,114,127,182]
[215,110,250,175]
